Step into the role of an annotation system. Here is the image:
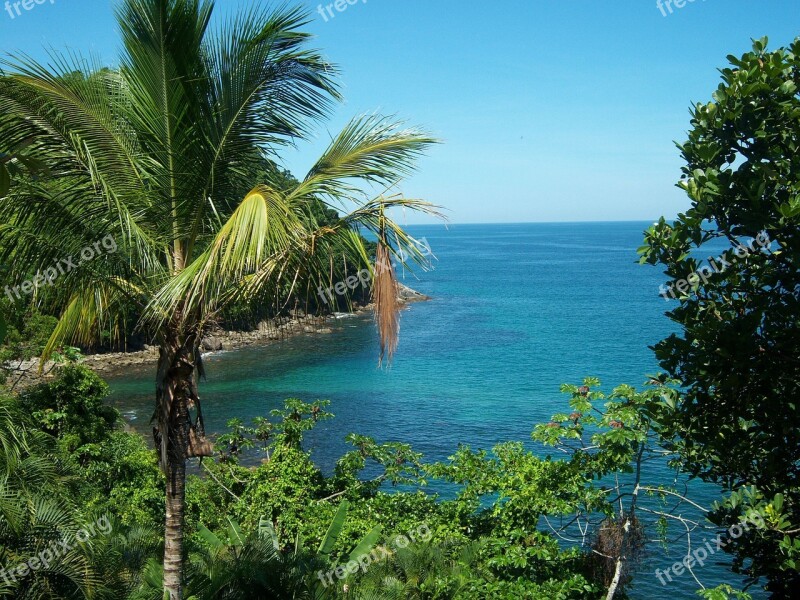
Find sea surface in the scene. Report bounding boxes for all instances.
[106,222,764,599]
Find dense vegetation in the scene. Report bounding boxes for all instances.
[640,36,800,597]
[0,362,697,599]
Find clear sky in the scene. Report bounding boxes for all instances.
[1,0,798,223]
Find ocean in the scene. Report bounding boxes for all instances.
[106,222,763,599]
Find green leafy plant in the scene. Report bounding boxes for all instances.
[639,36,800,593]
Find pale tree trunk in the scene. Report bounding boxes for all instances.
[605,474,642,600]
[605,518,631,600]
[156,330,214,600]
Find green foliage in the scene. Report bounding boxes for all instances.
[139,506,381,600]
[530,377,690,594]
[318,500,353,556]
[0,306,57,365]
[697,584,753,600]
[270,399,333,450]
[132,521,324,600]
[639,36,800,593]
[8,364,163,533]
[235,444,327,538]
[78,431,164,529]
[0,141,50,197]
[178,393,610,599]
[20,364,117,451]
[333,433,425,493]
[0,360,760,598]
[0,394,137,599]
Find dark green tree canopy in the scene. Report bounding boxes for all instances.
[640,36,800,593]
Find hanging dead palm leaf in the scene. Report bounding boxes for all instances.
[374,241,399,366]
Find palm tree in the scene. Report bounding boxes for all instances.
[0,1,439,597]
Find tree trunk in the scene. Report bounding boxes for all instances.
[156,332,214,600]
[163,452,186,599]
[606,482,641,600]
[605,532,627,600]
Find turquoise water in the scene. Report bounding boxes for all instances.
[107,222,761,599]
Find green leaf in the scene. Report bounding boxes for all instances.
[347,525,382,563]
[226,517,245,547]
[258,516,280,552]
[318,499,349,555]
[197,524,223,551]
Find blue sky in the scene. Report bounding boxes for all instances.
[1,0,798,224]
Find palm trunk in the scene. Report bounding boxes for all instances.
[164,452,186,599]
[156,330,214,600]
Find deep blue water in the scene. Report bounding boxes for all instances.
[106,222,763,599]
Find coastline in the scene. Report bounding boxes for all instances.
[4,284,431,387]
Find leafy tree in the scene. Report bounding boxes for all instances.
[77,431,165,531]
[20,364,117,452]
[640,36,800,594]
[10,362,164,539]
[0,304,58,386]
[0,1,438,597]
[180,396,611,599]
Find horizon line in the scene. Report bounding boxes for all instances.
[399,218,669,227]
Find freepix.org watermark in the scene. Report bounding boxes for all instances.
[4,235,117,302]
[659,231,771,301]
[0,515,113,585]
[316,237,432,305]
[654,511,764,586]
[4,0,55,20]
[656,0,706,17]
[316,522,431,588]
[316,0,368,23]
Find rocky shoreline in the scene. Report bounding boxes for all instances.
[4,284,431,388]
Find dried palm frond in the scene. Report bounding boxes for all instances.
[374,241,399,366]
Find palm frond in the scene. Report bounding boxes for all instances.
[144,185,306,329]
[291,114,439,205]
[41,282,138,361]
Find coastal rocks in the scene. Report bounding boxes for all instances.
[397,283,431,303]
[201,337,224,352]
[3,285,432,388]
[2,358,58,389]
[257,320,275,333]
[83,351,155,372]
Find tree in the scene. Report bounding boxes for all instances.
[0,1,439,597]
[640,37,800,595]
[20,364,117,452]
